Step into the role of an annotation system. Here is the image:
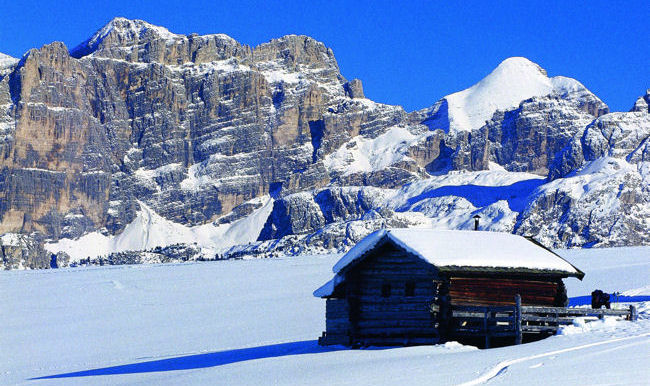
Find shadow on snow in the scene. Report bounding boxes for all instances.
[32,295,646,380]
[31,340,350,380]
[569,295,650,307]
[399,179,545,213]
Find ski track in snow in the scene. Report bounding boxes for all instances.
[460,333,650,385]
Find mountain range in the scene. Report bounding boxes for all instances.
[0,18,648,269]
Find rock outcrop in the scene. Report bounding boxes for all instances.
[521,105,650,247]
[631,89,650,113]
[0,233,53,269]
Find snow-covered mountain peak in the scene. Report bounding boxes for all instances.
[70,17,182,58]
[422,56,600,133]
[631,89,650,113]
[443,57,554,131]
[488,56,548,78]
[102,17,176,38]
[0,52,18,68]
[0,53,18,77]
[0,52,17,61]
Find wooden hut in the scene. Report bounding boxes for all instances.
[314,229,584,347]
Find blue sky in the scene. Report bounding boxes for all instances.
[1,0,648,112]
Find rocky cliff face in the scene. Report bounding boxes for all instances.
[0,18,404,241]
[522,108,650,247]
[1,18,648,269]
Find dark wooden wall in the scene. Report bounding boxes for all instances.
[344,242,440,346]
[449,277,565,306]
[322,298,350,345]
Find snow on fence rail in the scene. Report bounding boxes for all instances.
[449,294,638,348]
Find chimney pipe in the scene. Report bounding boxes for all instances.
[473,215,481,231]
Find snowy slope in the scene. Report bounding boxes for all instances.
[0,247,648,385]
[42,157,648,263]
[0,53,18,77]
[44,170,546,261]
[323,125,429,175]
[45,196,274,261]
[435,57,594,132]
[0,53,18,68]
[519,156,650,248]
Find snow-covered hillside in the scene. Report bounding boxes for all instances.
[1,247,648,385]
[0,53,18,77]
[0,53,17,67]
[45,196,273,262]
[42,159,649,262]
[44,170,547,261]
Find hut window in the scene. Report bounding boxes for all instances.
[405,281,415,297]
[381,283,392,297]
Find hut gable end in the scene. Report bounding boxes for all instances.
[347,241,439,301]
[343,239,438,279]
[342,241,440,345]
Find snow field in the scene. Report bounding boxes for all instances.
[1,247,648,385]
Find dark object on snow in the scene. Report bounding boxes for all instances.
[473,215,481,231]
[591,290,611,309]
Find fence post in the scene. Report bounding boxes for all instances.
[515,294,522,345]
[484,308,490,348]
[630,305,638,322]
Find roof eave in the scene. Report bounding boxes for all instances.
[523,236,585,280]
[437,265,584,279]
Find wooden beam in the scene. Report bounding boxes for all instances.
[515,294,522,345]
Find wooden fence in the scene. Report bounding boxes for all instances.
[450,294,638,348]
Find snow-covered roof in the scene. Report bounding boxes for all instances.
[315,229,583,297]
[313,275,344,298]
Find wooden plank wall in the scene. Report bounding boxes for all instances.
[450,277,560,306]
[347,243,440,345]
[325,299,349,334]
[321,299,351,345]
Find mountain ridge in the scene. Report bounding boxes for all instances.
[0,18,648,269]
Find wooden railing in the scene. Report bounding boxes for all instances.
[450,294,638,348]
